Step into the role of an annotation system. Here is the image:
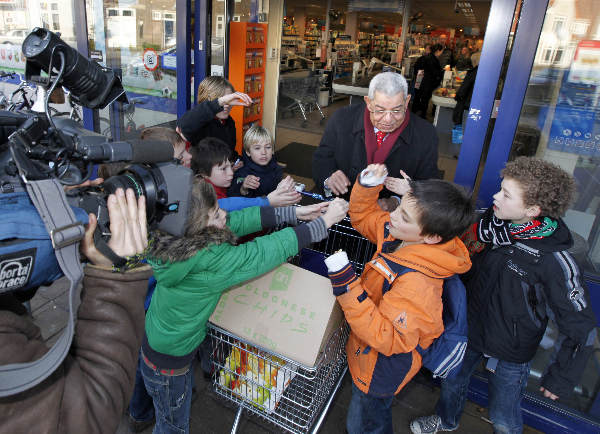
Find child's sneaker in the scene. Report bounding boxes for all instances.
[410,415,457,433]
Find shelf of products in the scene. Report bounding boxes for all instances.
[228,22,267,155]
[303,22,321,58]
[333,40,359,78]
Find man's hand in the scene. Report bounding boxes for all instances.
[321,198,349,228]
[539,387,559,401]
[218,92,253,108]
[81,188,148,267]
[241,175,260,195]
[267,176,301,206]
[384,169,411,196]
[326,170,351,195]
[296,202,329,221]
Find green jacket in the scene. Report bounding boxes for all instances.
[144,206,300,359]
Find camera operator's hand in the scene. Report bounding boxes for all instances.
[81,188,147,267]
[296,202,329,221]
[267,175,301,206]
[321,198,349,228]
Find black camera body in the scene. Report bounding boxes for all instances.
[0,28,193,296]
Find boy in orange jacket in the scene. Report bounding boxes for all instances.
[324,163,475,434]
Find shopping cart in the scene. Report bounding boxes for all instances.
[207,217,376,433]
[278,75,326,128]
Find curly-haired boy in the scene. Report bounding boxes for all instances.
[411,156,597,434]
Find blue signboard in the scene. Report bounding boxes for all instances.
[545,75,600,157]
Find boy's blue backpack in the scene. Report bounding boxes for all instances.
[379,256,468,379]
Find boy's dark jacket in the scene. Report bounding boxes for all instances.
[177,99,238,159]
[464,215,597,398]
[228,152,283,198]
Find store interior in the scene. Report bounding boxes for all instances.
[273,0,491,187]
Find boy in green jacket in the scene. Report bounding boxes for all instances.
[141,179,348,433]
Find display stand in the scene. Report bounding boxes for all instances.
[228,22,267,155]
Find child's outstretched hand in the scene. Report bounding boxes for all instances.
[296,202,329,221]
[384,170,411,196]
[241,175,260,195]
[321,198,349,228]
[267,175,301,206]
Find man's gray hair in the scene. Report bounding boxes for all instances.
[368,71,408,100]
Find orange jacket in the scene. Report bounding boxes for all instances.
[340,182,472,397]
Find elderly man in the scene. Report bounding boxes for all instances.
[312,71,440,205]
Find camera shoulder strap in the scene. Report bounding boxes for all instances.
[0,147,84,396]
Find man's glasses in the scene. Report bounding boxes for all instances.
[368,105,407,119]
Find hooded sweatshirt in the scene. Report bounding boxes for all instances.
[342,182,472,397]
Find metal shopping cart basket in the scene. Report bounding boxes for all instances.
[278,75,326,128]
[207,217,376,433]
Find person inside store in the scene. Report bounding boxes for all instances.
[452,51,480,126]
[454,46,472,71]
[410,157,598,434]
[176,76,252,170]
[411,43,444,119]
[312,71,440,210]
[0,188,152,434]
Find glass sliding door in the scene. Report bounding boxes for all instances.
[85,0,179,139]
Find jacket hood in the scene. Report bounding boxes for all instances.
[517,217,573,253]
[148,227,236,287]
[387,236,472,279]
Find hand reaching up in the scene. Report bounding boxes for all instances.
[384,170,411,196]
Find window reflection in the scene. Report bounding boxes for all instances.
[512,0,600,417]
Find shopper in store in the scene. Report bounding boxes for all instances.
[454,46,473,71]
[312,71,440,209]
[452,52,480,126]
[411,43,444,119]
[177,76,252,168]
[410,157,597,434]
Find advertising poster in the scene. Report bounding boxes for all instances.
[547,40,600,157]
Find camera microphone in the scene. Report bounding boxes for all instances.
[80,139,175,164]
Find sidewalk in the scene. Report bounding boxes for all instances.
[31,277,541,434]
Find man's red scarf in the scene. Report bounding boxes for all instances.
[363,108,410,164]
[205,178,228,199]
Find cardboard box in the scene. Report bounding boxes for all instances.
[210,263,343,367]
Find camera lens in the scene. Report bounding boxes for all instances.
[103,164,167,224]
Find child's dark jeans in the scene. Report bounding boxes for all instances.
[346,382,394,434]
[436,346,530,434]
